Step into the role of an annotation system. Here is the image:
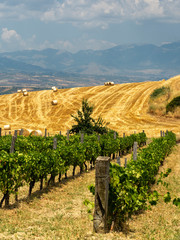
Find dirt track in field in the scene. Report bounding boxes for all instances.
[0,75,179,138]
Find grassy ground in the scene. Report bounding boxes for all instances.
[0,145,179,240]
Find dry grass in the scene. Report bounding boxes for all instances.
[167,107,180,119]
[0,76,179,139]
[148,76,180,120]
[0,145,179,240]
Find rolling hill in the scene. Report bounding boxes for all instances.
[0,75,179,138]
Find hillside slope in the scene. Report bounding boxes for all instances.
[0,76,179,138]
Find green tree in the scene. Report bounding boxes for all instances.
[70,99,108,134]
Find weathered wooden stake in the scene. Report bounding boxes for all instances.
[67,130,69,141]
[59,131,61,135]
[10,136,16,153]
[117,156,120,166]
[53,137,57,150]
[133,142,138,161]
[98,135,100,141]
[124,158,127,168]
[45,128,47,138]
[123,133,125,138]
[114,131,116,139]
[81,133,84,143]
[160,130,163,137]
[93,156,110,233]
[19,128,24,136]
[14,130,18,138]
[0,128,1,137]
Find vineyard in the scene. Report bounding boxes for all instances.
[0,131,146,208]
[0,75,179,239]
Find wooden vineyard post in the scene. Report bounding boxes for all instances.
[124,158,127,168]
[142,130,146,145]
[117,156,120,166]
[19,128,24,136]
[44,128,47,138]
[67,130,69,141]
[10,135,16,153]
[9,135,17,204]
[123,132,125,138]
[53,137,57,150]
[93,156,110,233]
[160,130,163,137]
[65,130,70,178]
[14,130,18,138]
[47,137,58,187]
[81,133,84,144]
[0,128,1,137]
[98,135,100,142]
[133,142,138,161]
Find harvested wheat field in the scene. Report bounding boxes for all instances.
[0,75,179,138]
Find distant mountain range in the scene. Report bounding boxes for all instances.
[0,41,180,94]
[1,41,180,75]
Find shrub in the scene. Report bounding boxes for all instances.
[150,87,169,99]
[166,96,180,113]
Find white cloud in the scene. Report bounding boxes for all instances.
[0,0,180,53]
[0,0,180,26]
[39,0,180,28]
[1,28,21,42]
[0,28,38,52]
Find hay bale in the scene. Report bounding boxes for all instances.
[22,89,27,92]
[22,129,33,136]
[31,130,42,136]
[4,124,11,130]
[52,100,58,105]
[17,89,22,93]
[23,91,28,96]
[51,86,57,92]
[104,81,114,86]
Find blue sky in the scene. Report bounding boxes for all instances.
[0,0,180,53]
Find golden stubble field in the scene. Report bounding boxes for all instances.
[0,75,179,138]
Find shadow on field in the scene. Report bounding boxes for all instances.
[4,167,95,210]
